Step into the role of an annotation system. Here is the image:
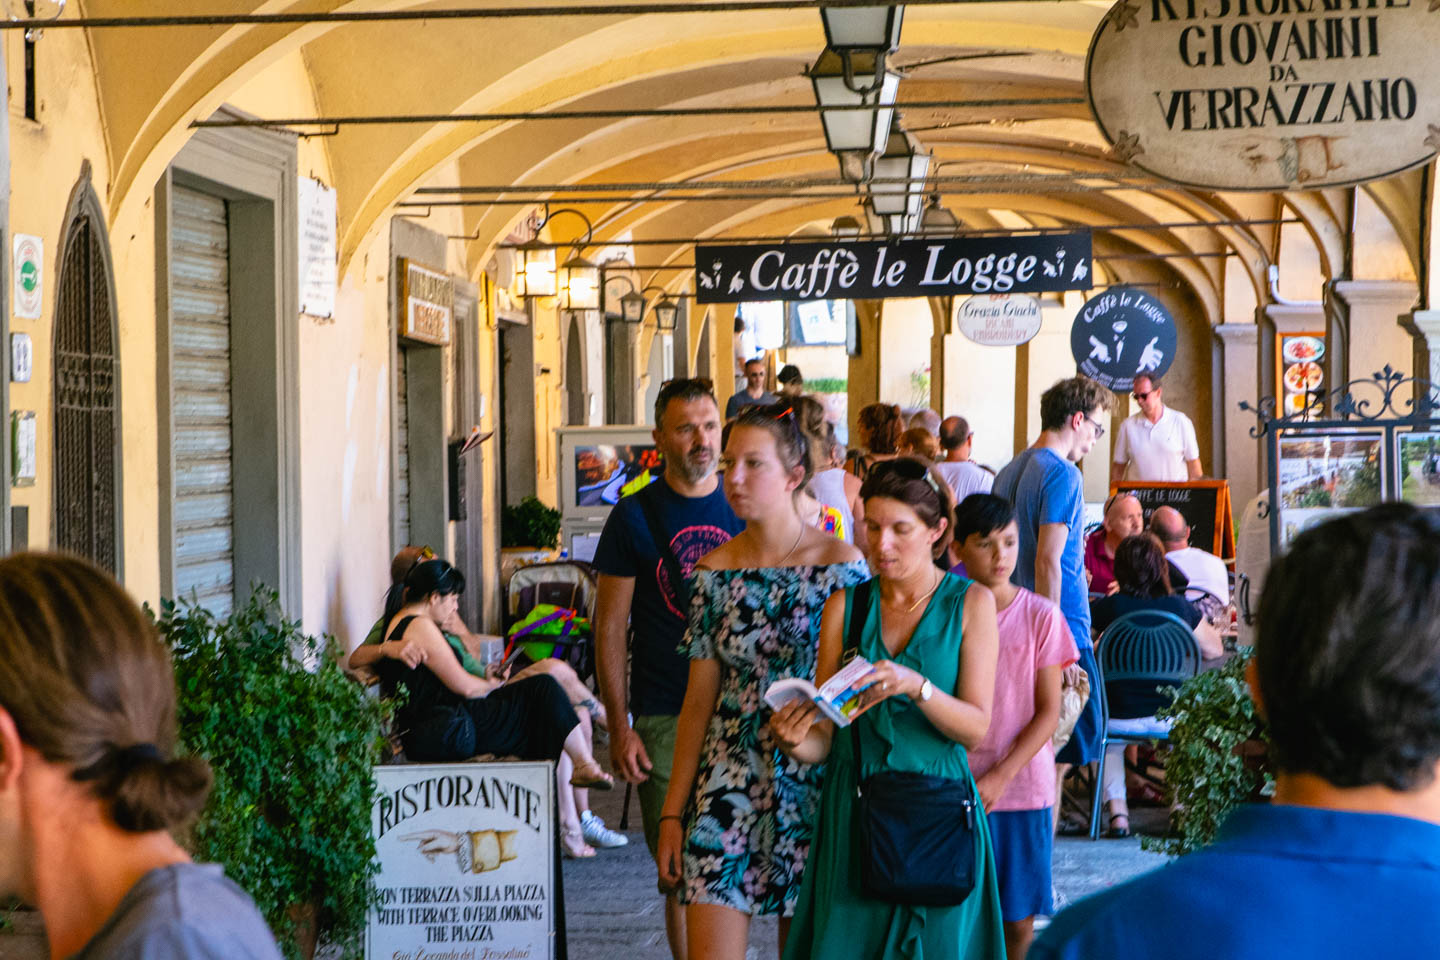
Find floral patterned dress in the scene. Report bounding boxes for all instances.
[677,561,871,916]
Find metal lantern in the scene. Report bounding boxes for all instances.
[808,48,899,155]
[515,239,556,298]
[820,4,904,51]
[831,215,863,238]
[618,289,646,323]
[653,296,680,331]
[920,197,960,234]
[863,201,887,236]
[559,255,599,311]
[869,124,930,219]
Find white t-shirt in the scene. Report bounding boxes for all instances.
[1113,406,1200,482]
[933,459,995,504]
[1166,546,1229,603]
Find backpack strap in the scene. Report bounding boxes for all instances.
[846,581,874,778]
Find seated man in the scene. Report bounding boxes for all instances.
[1034,504,1440,959]
[1150,505,1228,605]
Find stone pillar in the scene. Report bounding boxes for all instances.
[1213,323,1260,507]
[928,296,952,413]
[1330,280,1419,386]
[1401,309,1440,406]
[847,300,883,442]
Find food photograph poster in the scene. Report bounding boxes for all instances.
[1277,433,1383,545]
[368,763,556,960]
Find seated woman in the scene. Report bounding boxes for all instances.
[371,558,613,812]
[1089,534,1222,837]
[1083,493,1142,596]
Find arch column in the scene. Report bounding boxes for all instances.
[927,296,953,413]
[847,300,883,442]
[1214,323,1260,507]
[1330,281,1420,384]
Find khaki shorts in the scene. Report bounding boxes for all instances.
[633,713,679,893]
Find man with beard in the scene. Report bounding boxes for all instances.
[594,378,742,960]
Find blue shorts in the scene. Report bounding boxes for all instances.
[987,807,1055,922]
[1055,644,1103,766]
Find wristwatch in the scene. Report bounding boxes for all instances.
[917,679,934,702]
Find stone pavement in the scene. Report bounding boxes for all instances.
[561,784,1167,959]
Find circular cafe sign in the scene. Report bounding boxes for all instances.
[1086,0,1440,190]
[1070,286,1177,392]
[955,294,1043,346]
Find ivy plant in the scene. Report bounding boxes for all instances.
[501,494,562,549]
[155,588,393,959]
[1142,649,1274,857]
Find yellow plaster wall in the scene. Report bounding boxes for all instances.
[879,298,933,411]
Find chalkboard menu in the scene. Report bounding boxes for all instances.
[1113,480,1235,561]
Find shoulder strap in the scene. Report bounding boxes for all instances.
[635,480,691,614]
[846,581,874,780]
[386,614,420,646]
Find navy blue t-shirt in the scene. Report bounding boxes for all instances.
[592,476,742,716]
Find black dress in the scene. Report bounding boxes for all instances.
[382,615,579,762]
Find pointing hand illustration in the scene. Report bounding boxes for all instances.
[1137,336,1162,372]
[1088,335,1111,363]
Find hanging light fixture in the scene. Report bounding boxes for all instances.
[559,254,599,310]
[653,295,680,332]
[619,289,646,323]
[831,215,863,238]
[869,122,930,221]
[920,195,960,235]
[820,4,905,53]
[863,201,887,236]
[808,48,900,155]
[514,237,556,298]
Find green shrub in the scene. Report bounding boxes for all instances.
[805,377,848,395]
[1142,649,1273,857]
[155,588,393,959]
[502,495,562,549]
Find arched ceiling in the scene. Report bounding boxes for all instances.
[76,0,1426,325]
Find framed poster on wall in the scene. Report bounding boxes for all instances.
[1276,431,1383,546]
[1276,332,1326,420]
[1397,431,1440,507]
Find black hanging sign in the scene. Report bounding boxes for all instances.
[693,232,1092,303]
[1070,285,1176,392]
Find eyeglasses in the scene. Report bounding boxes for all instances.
[1133,389,1155,401]
[1084,414,1106,440]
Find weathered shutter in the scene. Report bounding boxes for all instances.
[396,344,411,545]
[170,186,235,614]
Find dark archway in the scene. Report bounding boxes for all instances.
[53,170,122,574]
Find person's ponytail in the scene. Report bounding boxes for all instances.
[76,745,213,833]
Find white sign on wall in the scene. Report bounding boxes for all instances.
[13,234,42,320]
[298,177,337,319]
[955,294,1043,347]
[1086,0,1440,189]
[367,762,555,960]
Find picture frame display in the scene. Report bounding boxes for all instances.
[1276,431,1383,545]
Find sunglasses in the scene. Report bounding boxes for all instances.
[1133,389,1155,401]
[871,457,944,496]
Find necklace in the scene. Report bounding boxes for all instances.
[773,522,806,568]
[895,567,940,613]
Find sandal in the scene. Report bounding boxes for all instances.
[561,828,596,859]
[1057,816,1089,838]
[1106,812,1131,839]
[570,761,616,792]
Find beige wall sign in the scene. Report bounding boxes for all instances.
[400,258,453,346]
[955,294,1043,346]
[1086,0,1440,190]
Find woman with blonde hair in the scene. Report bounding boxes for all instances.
[0,553,282,959]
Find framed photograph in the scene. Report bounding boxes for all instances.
[1277,432,1383,544]
[1397,431,1440,507]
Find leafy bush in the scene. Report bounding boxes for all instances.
[502,495,562,549]
[1142,649,1274,857]
[805,377,848,395]
[156,588,392,959]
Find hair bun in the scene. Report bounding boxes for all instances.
[108,753,213,833]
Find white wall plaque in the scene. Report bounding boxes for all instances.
[13,234,42,320]
[10,333,31,382]
[955,294,1043,346]
[367,762,555,960]
[1087,0,1440,190]
[298,176,338,319]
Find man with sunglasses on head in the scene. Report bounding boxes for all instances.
[1110,374,1203,484]
[593,378,743,960]
[994,376,1114,827]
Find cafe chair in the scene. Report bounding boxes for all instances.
[1089,609,1202,841]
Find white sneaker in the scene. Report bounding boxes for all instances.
[580,810,629,848]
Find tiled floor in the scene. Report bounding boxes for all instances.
[561,781,1168,958]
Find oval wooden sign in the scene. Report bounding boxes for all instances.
[1086,0,1440,190]
[955,294,1043,346]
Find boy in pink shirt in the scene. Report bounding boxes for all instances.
[954,494,1079,960]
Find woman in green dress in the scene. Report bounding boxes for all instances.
[771,457,1006,960]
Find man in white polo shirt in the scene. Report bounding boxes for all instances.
[1150,505,1229,603]
[1110,374,1203,483]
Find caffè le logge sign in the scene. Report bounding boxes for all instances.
[1086,0,1440,190]
[693,232,1092,303]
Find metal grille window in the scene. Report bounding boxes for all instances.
[54,212,119,573]
[170,186,236,613]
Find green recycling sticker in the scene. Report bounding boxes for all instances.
[13,234,41,319]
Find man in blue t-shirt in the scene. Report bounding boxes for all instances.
[1034,504,1440,959]
[593,378,741,960]
[994,375,1112,802]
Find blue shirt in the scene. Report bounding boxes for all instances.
[592,475,743,716]
[994,448,1090,647]
[1032,803,1440,960]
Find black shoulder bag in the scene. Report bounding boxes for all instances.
[634,480,691,615]
[847,580,979,907]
